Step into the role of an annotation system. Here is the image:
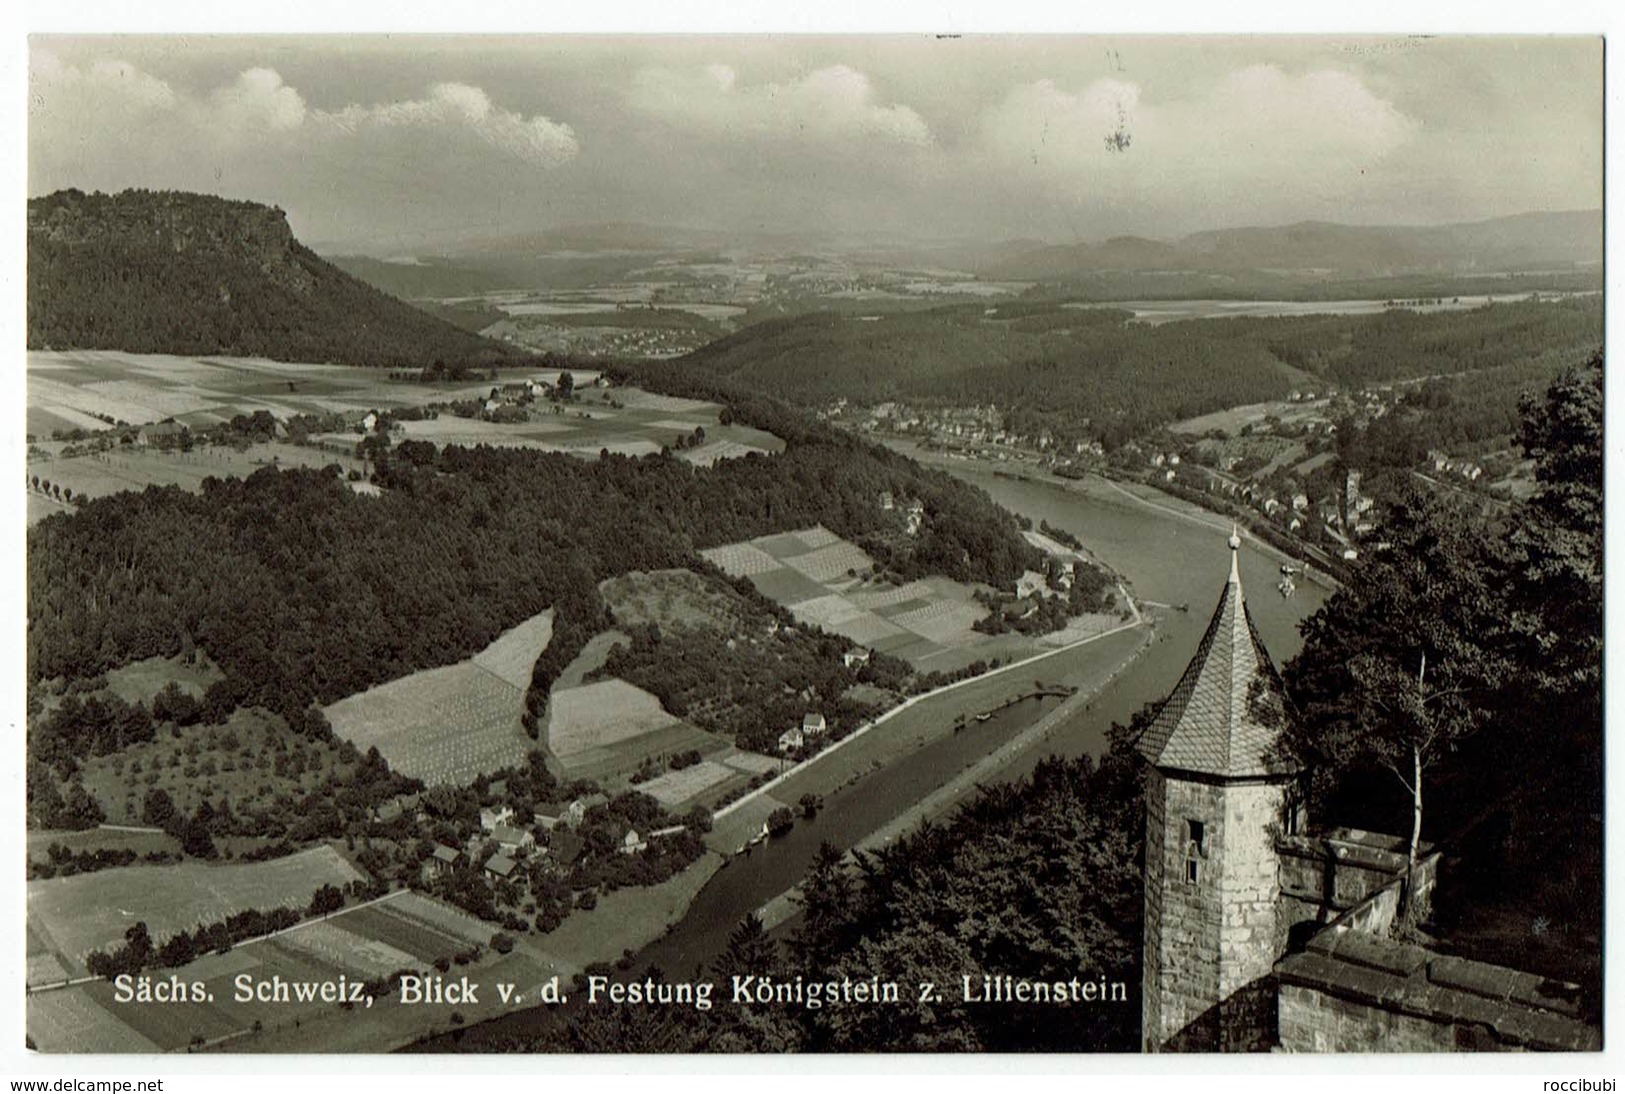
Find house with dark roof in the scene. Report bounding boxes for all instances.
[483,853,519,882]
[423,843,462,882]
[492,823,534,853]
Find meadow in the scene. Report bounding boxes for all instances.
[25,350,783,527]
[26,845,363,975]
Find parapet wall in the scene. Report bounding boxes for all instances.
[1275,848,1597,1052]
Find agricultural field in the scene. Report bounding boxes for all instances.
[25,845,362,976]
[25,443,370,522]
[702,525,1038,673]
[545,678,725,781]
[397,384,780,461]
[27,350,421,429]
[26,890,547,1054]
[636,760,738,808]
[470,609,553,688]
[323,608,554,786]
[25,350,782,482]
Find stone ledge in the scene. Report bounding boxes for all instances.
[1276,943,1599,1051]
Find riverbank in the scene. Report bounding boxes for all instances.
[889,439,1340,595]
[405,438,1331,1054]
[752,625,1155,932]
[706,590,1144,852]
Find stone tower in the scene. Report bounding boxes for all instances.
[1139,530,1301,1052]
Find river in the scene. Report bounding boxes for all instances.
[414,464,1329,1052]
[941,466,1327,787]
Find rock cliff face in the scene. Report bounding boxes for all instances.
[27,188,532,368]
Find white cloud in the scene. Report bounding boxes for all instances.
[322,82,578,167]
[203,68,308,135]
[29,50,579,197]
[979,65,1420,223]
[628,63,932,147]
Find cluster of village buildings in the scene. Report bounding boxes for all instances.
[372,783,648,889]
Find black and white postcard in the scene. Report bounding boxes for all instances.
[18,31,1604,1061]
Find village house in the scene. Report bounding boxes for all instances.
[621,829,648,855]
[802,712,828,738]
[424,844,462,881]
[842,648,871,669]
[480,805,514,832]
[903,499,925,536]
[566,793,608,828]
[778,727,804,753]
[1015,569,1050,600]
[137,419,188,447]
[877,491,895,511]
[492,823,534,854]
[483,853,519,883]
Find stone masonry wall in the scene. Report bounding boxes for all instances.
[1219,782,1290,999]
[1278,983,1468,1052]
[1143,771,1224,1049]
[1144,772,1292,1051]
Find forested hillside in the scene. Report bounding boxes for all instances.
[27,188,535,369]
[28,403,1039,770]
[661,295,1601,447]
[987,211,1602,282]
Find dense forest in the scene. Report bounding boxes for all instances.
[659,295,1601,448]
[1283,354,1604,1002]
[28,399,1040,765]
[27,189,535,369]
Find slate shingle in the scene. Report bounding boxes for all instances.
[1137,547,1299,778]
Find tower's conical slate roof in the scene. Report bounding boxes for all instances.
[1137,531,1298,778]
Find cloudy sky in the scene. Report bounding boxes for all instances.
[27,35,1603,253]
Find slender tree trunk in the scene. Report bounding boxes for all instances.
[1404,653,1427,924]
[1409,743,1423,876]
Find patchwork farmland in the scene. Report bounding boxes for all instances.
[26,890,550,1054]
[544,678,724,781]
[27,350,781,475]
[702,525,1048,673]
[700,524,1123,675]
[323,610,553,786]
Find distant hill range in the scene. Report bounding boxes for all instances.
[27,188,536,368]
[985,211,1602,284]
